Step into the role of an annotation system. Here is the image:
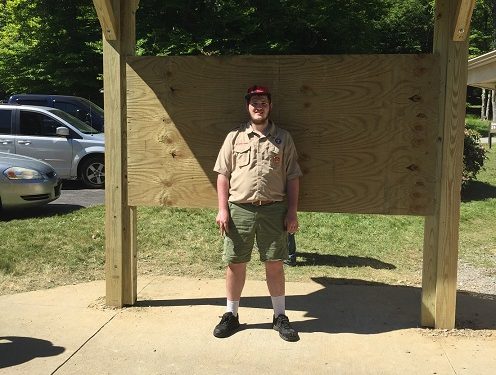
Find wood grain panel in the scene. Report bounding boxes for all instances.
[126,54,439,214]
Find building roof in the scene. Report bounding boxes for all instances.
[468,50,496,90]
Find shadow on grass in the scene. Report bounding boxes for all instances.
[295,251,396,269]
[134,277,496,333]
[461,181,496,202]
[0,204,84,221]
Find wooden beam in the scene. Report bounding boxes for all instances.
[421,0,470,329]
[452,0,476,41]
[103,0,137,307]
[93,0,118,40]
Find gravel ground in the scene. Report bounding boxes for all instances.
[457,260,496,298]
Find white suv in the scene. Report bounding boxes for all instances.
[0,104,105,188]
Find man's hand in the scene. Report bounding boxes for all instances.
[216,208,230,236]
[284,211,299,234]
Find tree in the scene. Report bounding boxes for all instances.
[135,0,391,56]
[469,0,496,58]
[377,0,434,53]
[0,0,102,104]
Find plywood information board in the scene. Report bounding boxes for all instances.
[126,54,439,215]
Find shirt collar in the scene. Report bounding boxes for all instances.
[243,120,277,138]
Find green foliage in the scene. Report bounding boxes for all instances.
[463,129,488,189]
[377,0,434,53]
[0,0,102,103]
[465,114,491,137]
[469,0,496,57]
[135,0,435,56]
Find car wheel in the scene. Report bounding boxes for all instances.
[80,156,104,189]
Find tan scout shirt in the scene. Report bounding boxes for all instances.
[214,121,303,203]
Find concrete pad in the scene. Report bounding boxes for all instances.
[0,281,117,374]
[1,276,495,375]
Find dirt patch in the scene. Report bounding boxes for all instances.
[418,328,494,338]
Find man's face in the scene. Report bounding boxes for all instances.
[247,95,271,125]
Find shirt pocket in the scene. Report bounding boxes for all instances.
[268,144,283,170]
[233,144,251,168]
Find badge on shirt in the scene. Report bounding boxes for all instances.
[275,138,282,144]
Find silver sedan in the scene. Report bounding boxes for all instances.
[0,152,61,210]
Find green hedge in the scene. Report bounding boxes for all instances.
[463,128,488,189]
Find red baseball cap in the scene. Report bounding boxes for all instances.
[245,85,271,101]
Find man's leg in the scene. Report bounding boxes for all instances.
[266,261,299,342]
[265,260,285,299]
[213,262,247,338]
[226,262,247,311]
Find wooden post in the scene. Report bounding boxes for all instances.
[97,0,138,307]
[421,0,470,329]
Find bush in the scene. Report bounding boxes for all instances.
[462,128,488,189]
[465,114,490,137]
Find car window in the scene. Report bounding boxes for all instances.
[82,98,104,117]
[0,109,12,135]
[19,111,61,136]
[47,108,100,134]
[53,101,88,121]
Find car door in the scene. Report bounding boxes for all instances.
[0,108,15,153]
[14,109,74,178]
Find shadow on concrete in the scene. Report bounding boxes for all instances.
[295,252,396,269]
[0,204,84,221]
[0,336,65,369]
[134,277,496,334]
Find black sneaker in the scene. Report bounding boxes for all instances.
[273,314,300,342]
[284,257,297,267]
[213,312,240,338]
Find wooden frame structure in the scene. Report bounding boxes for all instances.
[93,0,474,329]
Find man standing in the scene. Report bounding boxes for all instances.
[213,85,302,342]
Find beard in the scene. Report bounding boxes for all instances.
[250,109,270,125]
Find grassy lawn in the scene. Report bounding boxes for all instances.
[1,149,495,295]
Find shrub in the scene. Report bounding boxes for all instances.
[462,128,488,189]
[465,114,490,137]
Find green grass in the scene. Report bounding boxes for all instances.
[1,149,495,295]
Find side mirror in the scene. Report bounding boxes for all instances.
[56,127,70,137]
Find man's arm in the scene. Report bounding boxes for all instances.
[216,173,230,235]
[285,177,299,233]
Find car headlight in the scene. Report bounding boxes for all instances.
[3,167,43,180]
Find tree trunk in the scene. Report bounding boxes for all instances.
[485,90,492,119]
[482,88,487,119]
[492,90,496,122]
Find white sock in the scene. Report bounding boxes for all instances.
[226,300,239,316]
[271,295,285,317]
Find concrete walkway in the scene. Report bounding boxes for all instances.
[1,276,495,375]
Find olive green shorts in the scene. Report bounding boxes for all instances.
[223,201,289,263]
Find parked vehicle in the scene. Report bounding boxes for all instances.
[8,94,104,132]
[0,152,61,209]
[0,104,105,188]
